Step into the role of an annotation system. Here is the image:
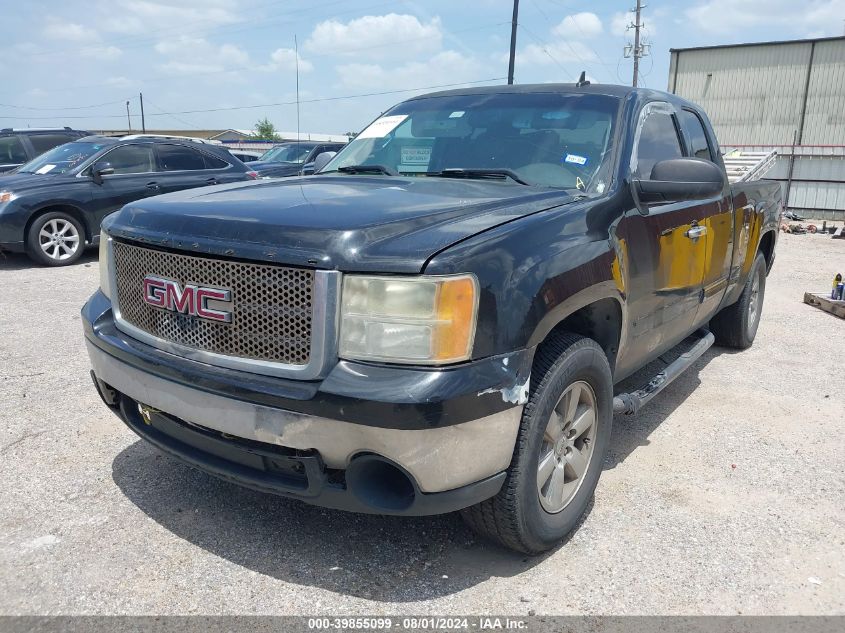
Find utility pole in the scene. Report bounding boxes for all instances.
[139,92,146,133]
[624,0,649,87]
[507,0,520,84]
[125,100,131,133]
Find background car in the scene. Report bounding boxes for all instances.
[246,141,346,178]
[0,134,257,266]
[227,149,263,163]
[0,127,90,173]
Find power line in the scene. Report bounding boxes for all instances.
[516,24,577,81]
[0,97,132,111]
[0,78,508,121]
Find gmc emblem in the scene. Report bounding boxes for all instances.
[142,275,233,323]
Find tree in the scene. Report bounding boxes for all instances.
[253,117,281,141]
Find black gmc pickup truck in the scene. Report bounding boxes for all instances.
[83,83,781,554]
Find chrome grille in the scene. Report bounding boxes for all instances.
[112,241,314,365]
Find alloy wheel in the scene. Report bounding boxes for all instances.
[537,380,598,513]
[38,218,80,261]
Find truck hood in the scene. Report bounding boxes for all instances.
[105,174,575,272]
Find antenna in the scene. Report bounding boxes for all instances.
[576,71,590,87]
[295,34,301,148]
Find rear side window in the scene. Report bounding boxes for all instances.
[157,144,207,171]
[0,136,28,163]
[203,153,229,169]
[680,110,714,161]
[634,111,683,179]
[101,145,155,174]
[29,133,75,154]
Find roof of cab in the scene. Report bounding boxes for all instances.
[409,82,692,107]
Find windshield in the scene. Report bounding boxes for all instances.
[325,92,620,191]
[259,144,313,164]
[17,141,104,175]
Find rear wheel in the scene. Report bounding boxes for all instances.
[710,252,767,349]
[461,333,612,554]
[26,211,85,266]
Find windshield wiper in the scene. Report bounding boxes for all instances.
[337,164,397,176]
[428,168,531,185]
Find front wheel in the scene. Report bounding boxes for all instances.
[710,252,767,349]
[461,333,613,554]
[26,211,86,266]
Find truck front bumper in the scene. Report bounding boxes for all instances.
[83,291,531,516]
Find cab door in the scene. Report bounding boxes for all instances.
[618,102,710,368]
[678,108,734,325]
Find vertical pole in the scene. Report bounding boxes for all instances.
[295,35,301,146]
[632,0,642,87]
[785,129,798,212]
[507,0,520,85]
[139,92,146,133]
[125,100,131,133]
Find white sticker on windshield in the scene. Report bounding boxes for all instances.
[357,114,408,139]
[564,154,587,166]
[401,147,432,165]
[35,164,56,174]
[449,111,465,118]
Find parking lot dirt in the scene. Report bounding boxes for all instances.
[1,234,843,615]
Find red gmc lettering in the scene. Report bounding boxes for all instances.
[142,275,232,323]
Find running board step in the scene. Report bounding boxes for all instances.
[613,330,715,415]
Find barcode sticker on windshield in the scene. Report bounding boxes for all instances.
[35,164,56,174]
[564,154,587,166]
[357,115,408,139]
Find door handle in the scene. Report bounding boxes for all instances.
[206,177,219,185]
[146,182,160,190]
[686,225,707,239]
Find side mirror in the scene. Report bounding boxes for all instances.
[312,151,336,174]
[634,158,725,204]
[91,164,115,185]
[299,161,315,176]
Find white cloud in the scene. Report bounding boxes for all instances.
[552,13,603,39]
[100,0,241,35]
[105,76,135,88]
[79,45,123,60]
[264,48,314,73]
[43,20,98,42]
[306,13,443,61]
[685,0,843,35]
[335,50,483,92]
[154,36,250,75]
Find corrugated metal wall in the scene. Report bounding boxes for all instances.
[669,37,845,220]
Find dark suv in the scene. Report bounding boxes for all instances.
[246,141,346,178]
[0,135,256,266]
[0,128,90,173]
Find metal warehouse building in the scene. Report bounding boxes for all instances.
[668,36,845,221]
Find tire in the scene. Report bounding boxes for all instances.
[26,211,86,266]
[461,333,613,554]
[709,252,767,349]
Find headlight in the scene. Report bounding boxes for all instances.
[0,191,14,204]
[98,231,111,300]
[339,274,479,364]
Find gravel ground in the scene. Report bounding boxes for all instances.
[0,233,843,616]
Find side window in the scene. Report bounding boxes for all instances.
[0,136,28,163]
[634,111,683,179]
[680,110,714,161]
[28,133,75,155]
[157,144,207,171]
[99,145,155,174]
[203,153,229,169]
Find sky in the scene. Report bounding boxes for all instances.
[1,0,844,135]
